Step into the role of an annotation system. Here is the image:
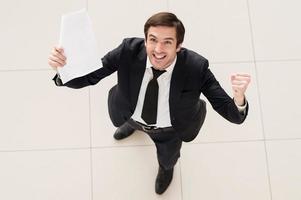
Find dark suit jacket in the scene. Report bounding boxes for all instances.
[54,37,248,142]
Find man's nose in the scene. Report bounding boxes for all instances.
[154,42,164,52]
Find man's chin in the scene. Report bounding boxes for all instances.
[150,59,171,70]
[150,63,159,68]
[152,63,165,69]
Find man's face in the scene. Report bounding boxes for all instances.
[145,26,181,70]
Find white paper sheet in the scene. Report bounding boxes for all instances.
[58,9,100,84]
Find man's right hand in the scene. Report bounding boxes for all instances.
[48,46,67,71]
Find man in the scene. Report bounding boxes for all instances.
[48,12,250,195]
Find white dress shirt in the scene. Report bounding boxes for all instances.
[131,57,177,127]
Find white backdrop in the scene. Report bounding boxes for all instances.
[0,0,300,199]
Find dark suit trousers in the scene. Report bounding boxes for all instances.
[127,120,182,170]
[147,129,182,170]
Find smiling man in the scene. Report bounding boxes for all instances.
[48,12,250,195]
[146,26,181,70]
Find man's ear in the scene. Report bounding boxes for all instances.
[176,43,182,52]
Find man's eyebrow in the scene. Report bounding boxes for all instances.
[164,37,175,41]
[148,34,175,42]
[149,34,157,38]
[149,34,175,41]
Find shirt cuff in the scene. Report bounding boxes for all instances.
[52,73,63,86]
[235,98,247,113]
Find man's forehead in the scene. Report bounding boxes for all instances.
[147,27,177,40]
[149,34,175,41]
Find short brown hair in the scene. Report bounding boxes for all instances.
[144,12,185,46]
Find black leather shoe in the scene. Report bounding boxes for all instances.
[155,166,174,195]
[113,122,135,140]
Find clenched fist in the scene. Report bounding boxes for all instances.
[231,73,251,106]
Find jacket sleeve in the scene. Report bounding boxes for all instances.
[200,61,248,124]
[52,39,126,89]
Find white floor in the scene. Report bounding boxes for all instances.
[1,0,301,199]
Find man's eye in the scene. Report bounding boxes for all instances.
[150,38,156,42]
[164,41,172,45]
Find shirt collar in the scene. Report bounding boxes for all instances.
[146,56,177,74]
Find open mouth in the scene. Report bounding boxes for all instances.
[153,54,167,61]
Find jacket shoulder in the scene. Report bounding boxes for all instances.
[178,48,209,70]
[122,37,145,52]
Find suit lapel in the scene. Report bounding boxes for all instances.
[129,47,147,110]
[169,52,187,109]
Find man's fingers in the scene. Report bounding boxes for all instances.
[231,73,251,98]
[232,85,245,93]
[235,73,250,77]
[49,46,66,67]
[48,55,65,67]
[48,46,66,71]
[54,46,64,53]
[51,48,66,61]
[231,74,251,83]
[48,54,64,65]
[231,80,250,86]
[233,77,251,82]
[232,84,245,89]
[48,60,61,69]
[48,60,60,71]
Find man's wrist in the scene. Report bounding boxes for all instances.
[234,95,245,106]
[234,97,247,113]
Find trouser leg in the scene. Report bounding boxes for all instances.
[147,130,182,170]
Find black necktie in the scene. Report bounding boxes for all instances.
[141,67,166,124]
